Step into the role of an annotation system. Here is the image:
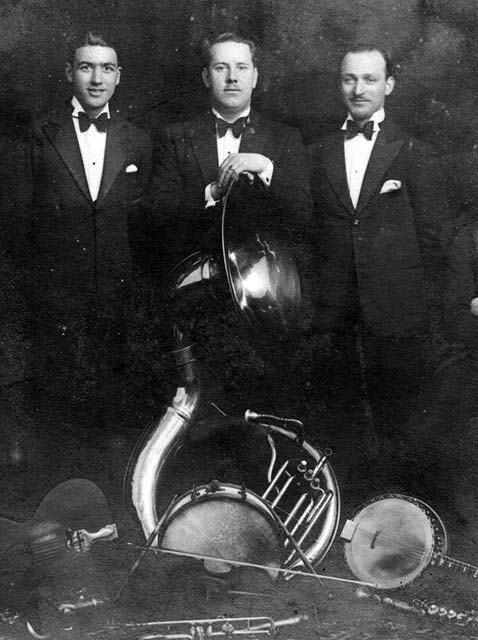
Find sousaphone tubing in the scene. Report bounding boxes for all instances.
[131,176,340,577]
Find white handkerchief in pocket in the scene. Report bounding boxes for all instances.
[380,179,401,194]
[125,164,138,173]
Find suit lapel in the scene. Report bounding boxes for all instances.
[189,110,269,182]
[190,113,219,184]
[239,111,268,154]
[42,109,91,203]
[322,133,355,216]
[96,117,126,204]
[356,123,405,215]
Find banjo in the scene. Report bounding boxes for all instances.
[340,494,478,589]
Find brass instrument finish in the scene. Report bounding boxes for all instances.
[131,177,339,578]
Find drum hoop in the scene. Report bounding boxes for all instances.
[157,482,283,543]
[354,493,447,554]
[344,494,438,589]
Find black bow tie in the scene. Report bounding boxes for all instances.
[78,111,108,133]
[345,119,375,140]
[215,116,247,138]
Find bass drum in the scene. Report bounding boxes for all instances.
[341,494,448,589]
[157,481,283,577]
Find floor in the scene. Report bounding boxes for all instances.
[0,383,477,640]
[0,296,475,640]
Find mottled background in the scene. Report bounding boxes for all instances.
[1,0,477,410]
[2,0,478,216]
[0,4,476,637]
[1,0,477,452]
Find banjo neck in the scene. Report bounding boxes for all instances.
[431,552,478,579]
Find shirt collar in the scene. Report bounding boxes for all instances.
[71,96,110,119]
[212,107,250,122]
[341,107,385,133]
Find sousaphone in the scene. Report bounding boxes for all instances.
[131,176,340,577]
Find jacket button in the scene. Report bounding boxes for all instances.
[353,218,360,226]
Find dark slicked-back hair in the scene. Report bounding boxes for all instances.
[66,31,119,64]
[341,43,394,78]
[201,32,259,68]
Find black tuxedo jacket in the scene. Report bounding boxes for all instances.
[148,110,311,270]
[309,119,451,337]
[27,104,152,329]
[444,223,478,346]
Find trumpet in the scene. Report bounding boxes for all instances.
[102,614,309,639]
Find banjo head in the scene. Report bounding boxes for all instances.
[341,495,447,590]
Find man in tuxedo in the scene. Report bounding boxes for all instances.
[27,32,152,431]
[309,45,450,472]
[148,32,311,271]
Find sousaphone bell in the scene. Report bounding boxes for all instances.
[131,176,340,578]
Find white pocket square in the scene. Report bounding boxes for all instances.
[125,164,138,173]
[380,179,401,194]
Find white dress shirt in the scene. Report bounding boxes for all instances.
[205,107,274,207]
[71,96,110,202]
[342,108,385,209]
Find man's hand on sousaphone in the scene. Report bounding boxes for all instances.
[211,153,271,200]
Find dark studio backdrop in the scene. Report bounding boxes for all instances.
[0,3,477,629]
[0,0,477,445]
[3,0,478,205]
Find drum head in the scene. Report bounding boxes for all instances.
[344,496,435,589]
[158,483,283,574]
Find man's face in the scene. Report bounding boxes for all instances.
[202,41,258,119]
[65,45,121,117]
[340,50,394,125]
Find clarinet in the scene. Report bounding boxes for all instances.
[355,587,478,628]
[413,598,478,628]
